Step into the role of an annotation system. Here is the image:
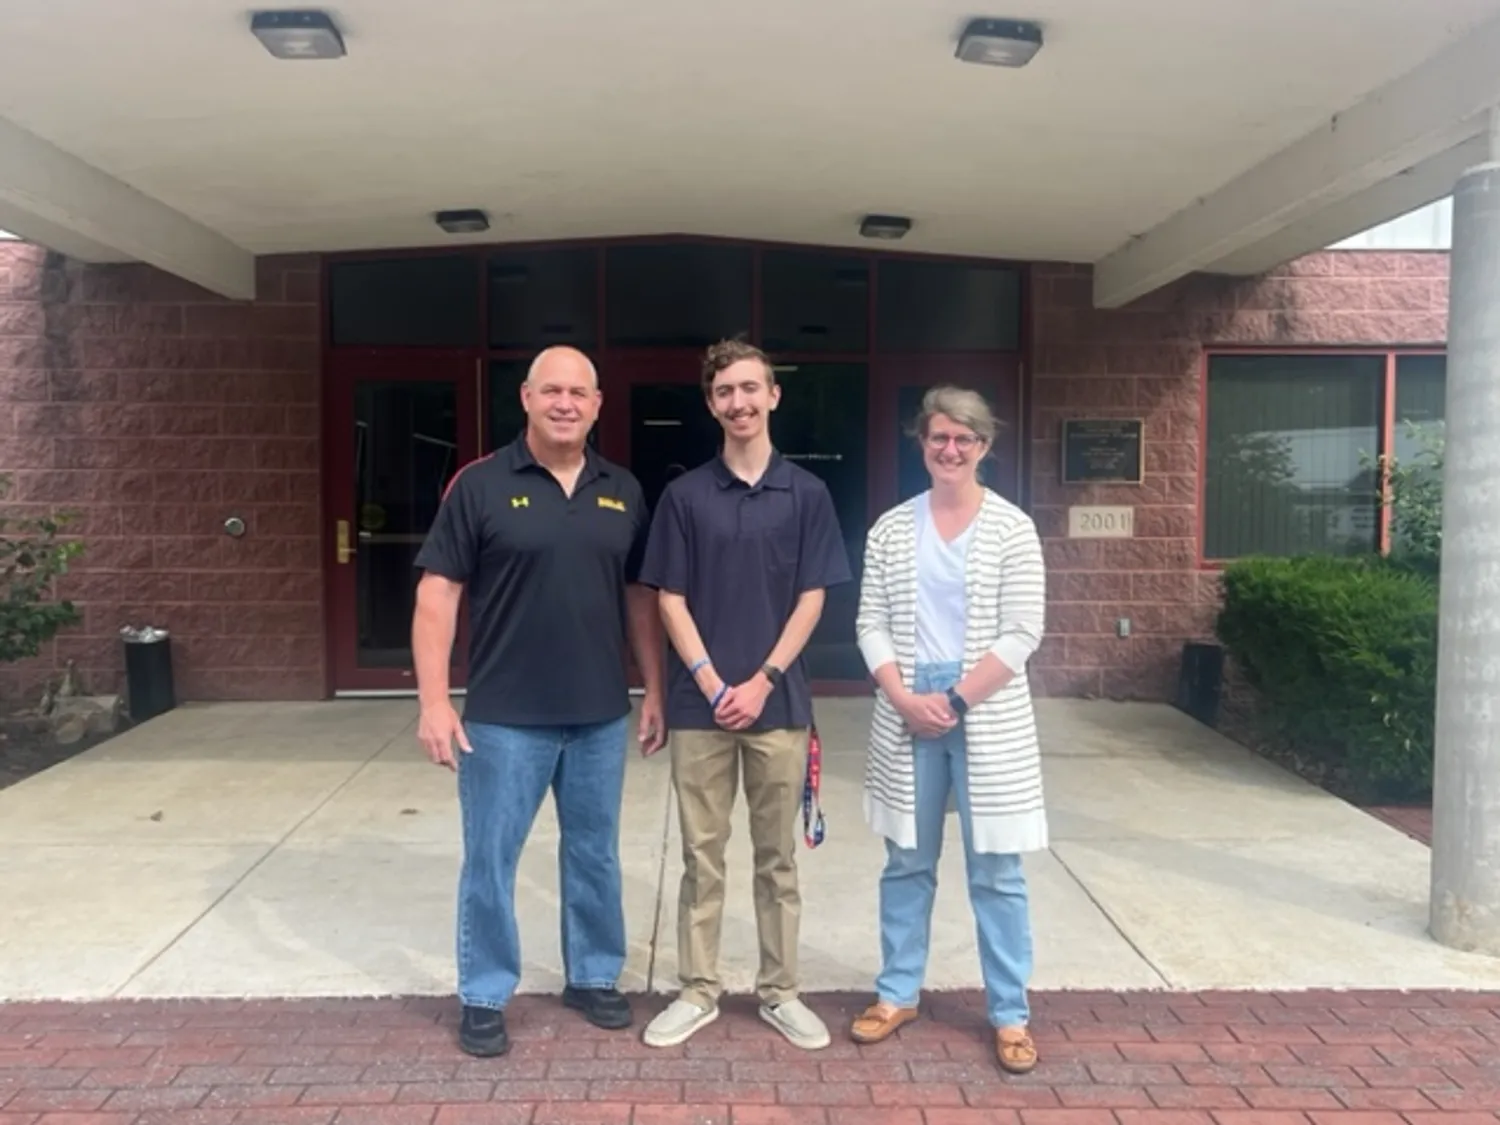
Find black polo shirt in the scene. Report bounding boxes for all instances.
[414,437,649,727]
[638,452,851,732]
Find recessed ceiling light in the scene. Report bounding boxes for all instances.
[251,10,346,59]
[956,18,1043,68]
[435,209,491,235]
[860,215,912,240]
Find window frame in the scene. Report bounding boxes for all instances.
[1197,345,1447,568]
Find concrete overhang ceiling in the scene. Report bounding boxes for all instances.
[0,0,1495,304]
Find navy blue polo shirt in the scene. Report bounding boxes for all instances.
[638,452,851,731]
[414,437,649,727]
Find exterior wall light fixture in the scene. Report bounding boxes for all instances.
[251,10,346,59]
[860,215,912,240]
[956,18,1043,67]
[435,209,491,235]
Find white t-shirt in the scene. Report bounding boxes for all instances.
[914,491,975,665]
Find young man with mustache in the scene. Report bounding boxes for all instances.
[636,339,851,1050]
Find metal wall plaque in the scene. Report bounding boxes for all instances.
[1060,418,1144,484]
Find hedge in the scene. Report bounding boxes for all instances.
[1214,555,1437,803]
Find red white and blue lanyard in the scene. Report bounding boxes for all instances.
[803,725,825,848]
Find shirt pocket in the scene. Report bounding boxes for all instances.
[737,492,799,577]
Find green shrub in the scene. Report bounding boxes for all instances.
[1215,554,1437,802]
[0,475,85,665]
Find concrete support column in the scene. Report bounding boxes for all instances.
[1430,114,1500,955]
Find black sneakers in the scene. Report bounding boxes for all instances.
[458,1005,510,1057]
[562,985,633,1030]
[459,989,630,1055]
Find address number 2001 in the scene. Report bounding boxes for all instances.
[1067,506,1135,539]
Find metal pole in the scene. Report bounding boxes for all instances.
[1430,111,1500,955]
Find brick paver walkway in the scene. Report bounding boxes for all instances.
[1368,806,1435,847]
[4,991,1499,1125]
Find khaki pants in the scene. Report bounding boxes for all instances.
[670,726,809,1008]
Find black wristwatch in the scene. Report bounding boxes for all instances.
[761,663,784,688]
[946,687,969,718]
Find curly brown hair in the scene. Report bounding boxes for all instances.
[701,338,774,395]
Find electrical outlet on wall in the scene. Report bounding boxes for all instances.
[1116,617,1132,638]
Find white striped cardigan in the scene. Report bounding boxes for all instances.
[854,488,1049,855]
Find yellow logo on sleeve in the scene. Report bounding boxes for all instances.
[597,496,626,512]
[510,495,529,508]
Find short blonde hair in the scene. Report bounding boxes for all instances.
[910,385,1000,446]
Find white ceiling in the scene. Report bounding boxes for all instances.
[0,0,1497,264]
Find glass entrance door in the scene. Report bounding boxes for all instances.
[326,353,480,693]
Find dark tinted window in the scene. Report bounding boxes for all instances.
[1394,354,1446,454]
[1204,355,1383,559]
[876,259,1020,352]
[352,379,460,668]
[896,385,927,503]
[488,360,528,453]
[1391,354,1446,552]
[773,363,869,678]
[329,256,479,347]
[628,383,723,512]
[488,249,598,350]
[606,244,752,347]
[761,253,869,353]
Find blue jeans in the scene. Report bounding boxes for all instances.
[456,716,628,1010]
[875,662,1034,1028]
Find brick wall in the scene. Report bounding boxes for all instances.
[1028,249,1450,700]
[0,243,323,703]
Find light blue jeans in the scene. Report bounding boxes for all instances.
[456,716,628,1010]
[875,661,1034,1028]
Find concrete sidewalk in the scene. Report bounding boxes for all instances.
[3,697,1499,1002]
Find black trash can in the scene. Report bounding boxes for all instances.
[121,625,177,723]
[1175,641,1223,727]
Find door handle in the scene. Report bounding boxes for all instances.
[336,519,355,564]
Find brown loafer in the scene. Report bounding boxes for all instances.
[849,1001,918,1044]
[996,1026,1038,1074]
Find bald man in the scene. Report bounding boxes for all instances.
[413,346,666,1057]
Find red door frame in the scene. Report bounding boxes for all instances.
[323,351,482,694]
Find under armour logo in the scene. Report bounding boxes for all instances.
[510,496,529,508]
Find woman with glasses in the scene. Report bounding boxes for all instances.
[849,385,1048,1074]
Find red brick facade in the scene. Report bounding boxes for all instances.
[0,243,323,703]
[0,241,1450,704]
[1027,250,1449,698]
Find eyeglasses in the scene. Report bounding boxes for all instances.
[924,432,984,451]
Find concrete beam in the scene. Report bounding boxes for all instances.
[0,115,255,299]
[1206,134,1480,275]
[1092,15,1500,308]
[0,200,131,263]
